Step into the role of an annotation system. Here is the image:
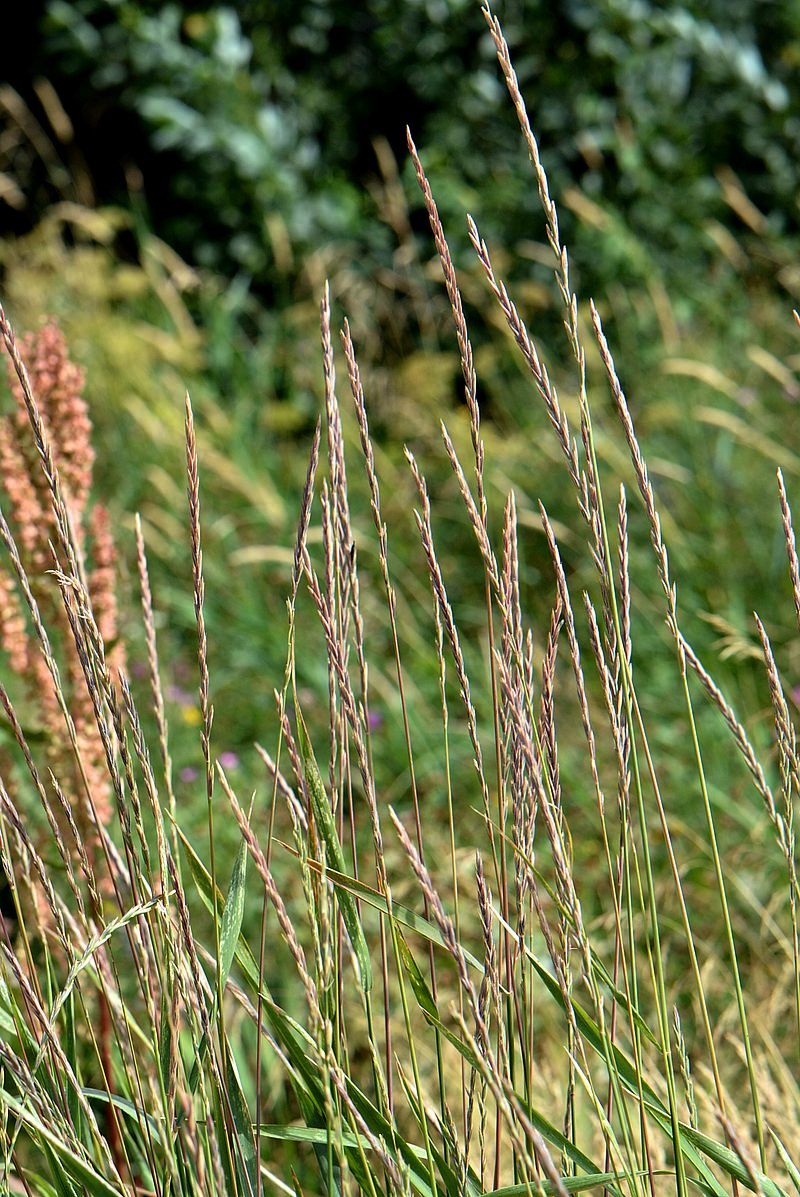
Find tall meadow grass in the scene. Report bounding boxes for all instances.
[1,7,800,1196]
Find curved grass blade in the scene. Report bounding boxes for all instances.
[295,706,373,992]
[299,854,483,972]
[1,1089,125,1197]
[187,838,250,1094]
[488,1172,654,1197]
[31,895,163,1077]
[175,816,260,989]
[220,837,248,991]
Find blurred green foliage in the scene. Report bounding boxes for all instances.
[22,1,800,299]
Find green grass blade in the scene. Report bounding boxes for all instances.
[488,1172,653,1197]
[1,1089,126,1197]
[220,838,249,989]
[295,706,373,992]
[300,854,483,972]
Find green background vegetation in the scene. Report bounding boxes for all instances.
[3,0,800,967]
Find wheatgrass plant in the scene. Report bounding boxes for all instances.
[1,5,800,1196]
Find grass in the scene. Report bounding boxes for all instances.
[2,4,800,1194]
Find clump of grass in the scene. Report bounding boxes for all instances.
[2,6,800,1196]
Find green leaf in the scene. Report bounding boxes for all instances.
[226,1052,259,1197]
[295,705,372,992]
[220,838,248,989]
[395,929,438,1020]
[63,993,82,1139]
[488,1172,652,1197]
[301,855,483,972]
[679,1123,789,1197]
[261,1001,449,1197]
[211,1078,237,1197]
[181,829,253,1095]
[395,1062,477,1197]
[157,988,173,1102]
[82,1089,161,1139]
[176,818,260,989]
[17,1169,60,1197]
[262,1123,398,1197]
[771,1131,800,1197]
[41,1145,80,1197]
[258,997,330,1132]
[0,1088,124,1197]
[258,1124,405,1152]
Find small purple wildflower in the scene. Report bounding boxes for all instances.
[180,766,199,783]
[219,751,240,770]
[368,710,383,732]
